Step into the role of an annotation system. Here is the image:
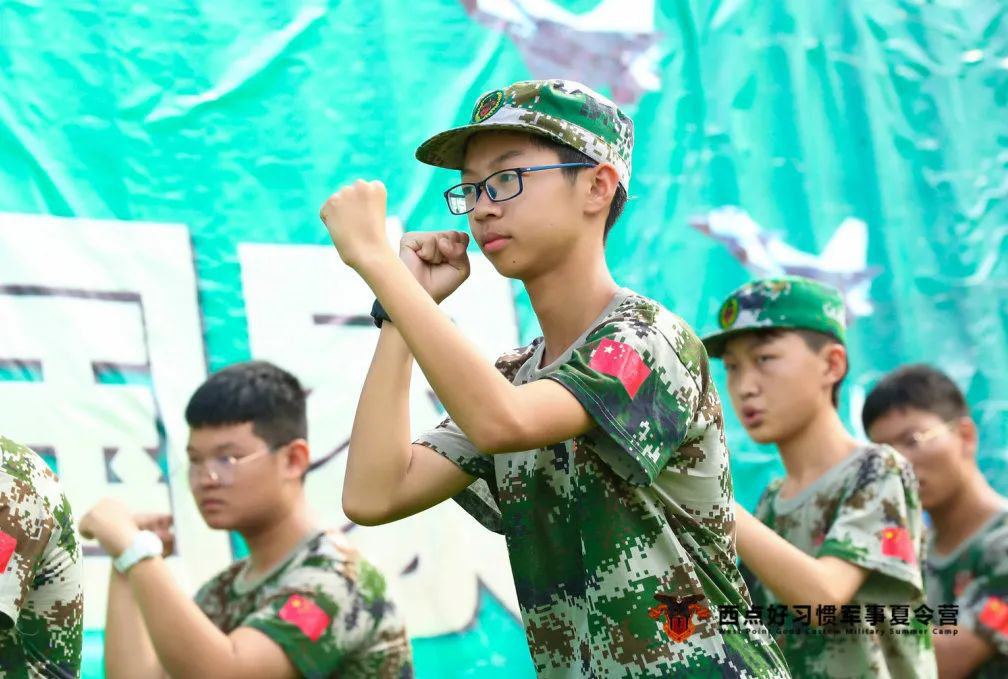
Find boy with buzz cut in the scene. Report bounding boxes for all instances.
[80,361,412,679]
[864,364,1008,679]
[319,79,789,677]
[702,276,938,679]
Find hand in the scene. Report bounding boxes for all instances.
[319,180,396,271]
[79,498,140,558]
[399,231,471,303]
[135,512,176,557]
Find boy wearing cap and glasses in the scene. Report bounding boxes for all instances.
[320,80,788,676]
[80,361,412,679]
[864,364,1008,678]
[702,276,937,678]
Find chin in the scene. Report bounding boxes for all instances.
[744,424,779,445]
[199,512,237,531]
[487,255,528,280]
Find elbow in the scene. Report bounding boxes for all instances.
[341,492,392,527]
[470,415,527,454]
[816,581,855,610]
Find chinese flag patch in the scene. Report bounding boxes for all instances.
[278,594,330,642]
[978,596,1008,631]
[881,525,916,564]
[589,339,651,399]
[0,531,16,574]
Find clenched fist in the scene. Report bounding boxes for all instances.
[134,512,176,557]
[79,497,140,558]
[399,230,471,303]
[319,180,394,270]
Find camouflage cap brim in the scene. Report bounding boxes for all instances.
[701,324,843,359]
[415,121,570,174]
[701,327,749,359]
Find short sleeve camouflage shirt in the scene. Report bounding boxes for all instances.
[193,530,413,679]
[0,436,83,679]
[744,444,937,679]
[416,290,788,678]
[925,508,1008,679]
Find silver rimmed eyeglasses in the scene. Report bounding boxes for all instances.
[443,163,595,215]
[186,442,289,487]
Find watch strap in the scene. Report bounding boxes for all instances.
[371,299,392,328]
[113,530,164,574]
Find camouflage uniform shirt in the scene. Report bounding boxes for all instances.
[194,529,413,679]
[416,290,789,678]
[925,508,1008,678]
[743,444,937,679]
[0,436,83,678]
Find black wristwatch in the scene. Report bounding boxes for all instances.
[371,299,392,328]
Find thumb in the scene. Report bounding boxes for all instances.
[400,235,422,252]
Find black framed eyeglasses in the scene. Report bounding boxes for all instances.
[443,163,595,215]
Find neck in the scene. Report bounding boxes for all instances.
[776,405,859,492]
[523,236,619,365]
[929,470,1006,554]
[241,495,316,576]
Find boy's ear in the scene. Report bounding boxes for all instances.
[584,163,619,217]
[955,417,979,460]
[283,439,311,480]
[821,342,848,391]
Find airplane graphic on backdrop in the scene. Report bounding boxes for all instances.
[689,206,883,319]
[462,0,663,104]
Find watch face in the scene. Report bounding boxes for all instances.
[138,530,163,556]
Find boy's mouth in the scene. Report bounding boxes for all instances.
[740,407,765,428]
[481,231,510,253]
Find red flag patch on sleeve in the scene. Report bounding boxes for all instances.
[0,531,16,574]
[278,594,330,642]
[588,339,651,399]
[880,525,916,564]
[978,596,1008,631]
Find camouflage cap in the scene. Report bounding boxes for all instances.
[702,276,847,358]
[415,79,634,190]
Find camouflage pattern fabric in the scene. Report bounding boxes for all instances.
[925,509,1008,679]
[416,289,789,678]
[743,444,937,679]
[702,276,847,358]
[0,435,83,679]
[194,529,413,679]
[415,79,634,190]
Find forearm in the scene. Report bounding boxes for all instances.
[362,257,520,450]
[104,569,163,679]
[126,557,239,677]
[933,628,993,679]
[735,506,849,608]
[344,323,416,521]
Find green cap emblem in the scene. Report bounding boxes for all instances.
[471,90,504,123]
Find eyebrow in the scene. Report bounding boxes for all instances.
[186,443,237,457]
[461,149,525,176]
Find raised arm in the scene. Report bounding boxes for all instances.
[321,182,594,456]
[342,319,477,525]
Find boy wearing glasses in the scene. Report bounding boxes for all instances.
[864,364,1008,678]
[80,361,412,679]
[702,276,937,678]
[319,80,788,676]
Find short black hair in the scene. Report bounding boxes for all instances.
[185,360,307,448]
[528,135,627,242]
[862,364,969,433]
[747,328,847,406]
